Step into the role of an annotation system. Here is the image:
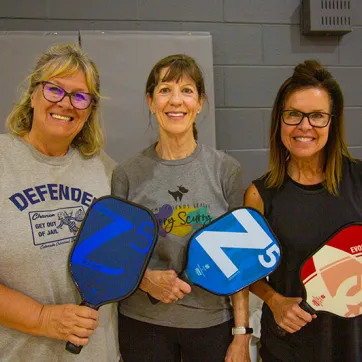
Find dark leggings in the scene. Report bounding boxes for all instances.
[118,314,234,362]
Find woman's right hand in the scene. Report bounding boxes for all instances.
[140,269,191,303]
[269,294,316,333]
[38,304,99,346]
[0,284,99,345]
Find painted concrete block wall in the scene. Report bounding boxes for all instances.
[1,0,362,187]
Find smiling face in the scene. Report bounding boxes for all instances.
[147,67,203,139]
[30,70,92,144]
[280,87,332,162]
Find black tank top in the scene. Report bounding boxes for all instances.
[253,157,362,362]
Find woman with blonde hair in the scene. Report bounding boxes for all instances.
[0,43,119,362]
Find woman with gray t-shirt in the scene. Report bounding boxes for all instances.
[112,54,251,362]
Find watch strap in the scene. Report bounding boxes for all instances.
[232,326,253,335]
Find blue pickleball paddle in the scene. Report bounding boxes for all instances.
[184,207,281,295]
[149,207,280,303]
[66,196,158,354]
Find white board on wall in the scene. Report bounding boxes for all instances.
[80,30,215,163]
[1,30,215,165]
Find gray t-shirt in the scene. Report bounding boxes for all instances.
[0,134,120,362]
[112,143,243,328]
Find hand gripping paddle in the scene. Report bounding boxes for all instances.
[299,222,362,318]
[149,207,281,303]
[65,196,158,354]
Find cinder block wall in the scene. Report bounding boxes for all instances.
[1,0,362,186]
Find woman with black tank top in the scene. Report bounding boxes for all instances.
[244,60,362,362]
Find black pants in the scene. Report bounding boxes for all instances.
[118,314,234,362]
[260,344,286,362]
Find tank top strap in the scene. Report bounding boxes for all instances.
[252,176,280,218]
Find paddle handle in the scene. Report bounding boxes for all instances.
[277,299,316,336]
[148,293,160,305]
[299,300,316,314]
[66,342,83,355]
[65,301,98,354]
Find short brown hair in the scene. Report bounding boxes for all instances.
[145,54,206,140]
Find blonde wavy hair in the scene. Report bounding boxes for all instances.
[6,43,103,156]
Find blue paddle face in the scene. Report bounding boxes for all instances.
[185,207,280,295]
[69,196,158,307]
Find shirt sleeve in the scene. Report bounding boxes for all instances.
[99,150,117,182]
[111,164,129,200]
[221,155,244,210]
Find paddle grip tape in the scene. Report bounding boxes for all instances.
[66,342,83,355]
[148,294,159,304]
[299,300,316,315]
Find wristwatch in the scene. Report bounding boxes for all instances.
[232,326,253,335]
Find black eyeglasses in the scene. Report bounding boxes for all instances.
[281,110,332,128]
[40,81,94,110]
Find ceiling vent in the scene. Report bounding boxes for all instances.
[301,0,353,35]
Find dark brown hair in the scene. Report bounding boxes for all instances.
[266,60,353,195]
[145,54,206,140]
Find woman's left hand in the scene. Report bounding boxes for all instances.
[224,335,251,362]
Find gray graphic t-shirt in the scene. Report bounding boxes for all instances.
[112,143,243,328]
[0,134,119,362]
